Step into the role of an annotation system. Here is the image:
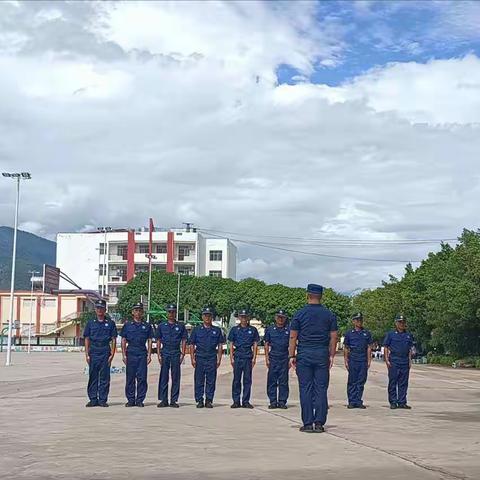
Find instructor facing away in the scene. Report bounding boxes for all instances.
[289,284,338,433]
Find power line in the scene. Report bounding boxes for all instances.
[198,227,457,245]
[205,232,423,263]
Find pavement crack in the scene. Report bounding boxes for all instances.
[256,407,467,480]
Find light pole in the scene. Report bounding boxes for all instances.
[145,253,157,323]
[96,227,112,298]
[27,270,40,354]
[2,172,32,366]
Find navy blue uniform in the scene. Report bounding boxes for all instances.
[384,330,414,406]
[156,321,187,403]
[264,324,290,405]
[189,325,225,402]
[83,317,118,405]
[228,325,260,404]
[344,328,373,407]
[120,321,154,404]
[291,305,337,427]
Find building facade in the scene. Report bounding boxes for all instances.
[0,291,89,338]
[56,228,237,305]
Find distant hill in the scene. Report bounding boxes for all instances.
[0,227,56,290]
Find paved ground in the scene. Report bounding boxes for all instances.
[0,352,479,480]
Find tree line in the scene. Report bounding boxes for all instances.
[352,229,480,357]
[116,273,352,331]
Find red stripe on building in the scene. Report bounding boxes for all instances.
[57,295,62,327]
[127,229,136,281]
[167,231,174,273]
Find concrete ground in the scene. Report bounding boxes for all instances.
[0,352,479,480]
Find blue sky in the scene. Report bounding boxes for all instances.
[277,1,480,86]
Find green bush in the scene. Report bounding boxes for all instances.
[426,353,457,365]
[427,353,480,368]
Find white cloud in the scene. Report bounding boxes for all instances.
[276,55,480,124]
[0,1,479,292]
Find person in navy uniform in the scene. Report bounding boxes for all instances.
[83,299,118,407]
[228,308,260,409]
[120,302,154,407]
[156,304,187,408]
[384,315,414,409]
[289,284,338,433]
[264,309,290,409]
[189,306,225,408]
[343,312,373,409]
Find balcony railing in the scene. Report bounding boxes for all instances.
[109,253,127,261]
[109,275,127,283]
[175,253,196,262]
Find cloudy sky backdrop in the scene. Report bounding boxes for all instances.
[0,1,479,292]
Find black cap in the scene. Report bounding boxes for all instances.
[352,312,363,320]
[132,302,144,310]
[94,299,107,309]
[237,308,250,317]
[166,304,177,312]
[275,309,288,318]
[201,306,215,315]
[307,283,323,294]
[395,314,406,322]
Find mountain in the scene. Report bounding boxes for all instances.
[0,227,56,290]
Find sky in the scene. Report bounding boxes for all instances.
[0,0,479,293]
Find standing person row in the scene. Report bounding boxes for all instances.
[83,297,415,426]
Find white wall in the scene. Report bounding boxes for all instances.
[205,238,237,279]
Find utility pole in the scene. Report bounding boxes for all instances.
[27,270,40,354]
[2,172,32,366]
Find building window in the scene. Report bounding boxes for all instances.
[209,250,223,261]
[135,265,149,274]
[138,244,149,254]
[117,245,128,259]
[43,298,57,308]
[110,268,127,281]
[99,243,106,255]
[22,299,35,308]
[177,266,195,276]
[154,264,166,272]
[155,244,167,254]
[98,264,106,276]
[209,271,222,278]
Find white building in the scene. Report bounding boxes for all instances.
[56,227,237,305]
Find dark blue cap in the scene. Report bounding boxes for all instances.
[307,283,323,294]
[94,299,107,309]
[275,309,288,318]
[352,312,363,320]
[395,314,406,322]
[202,306,215,315]
[132,302,144,310]
[166,304,177,312]
[238,308,250,317]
